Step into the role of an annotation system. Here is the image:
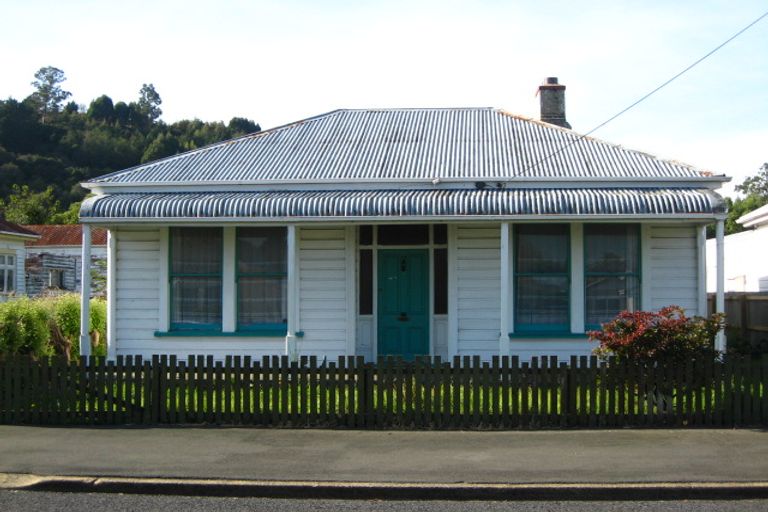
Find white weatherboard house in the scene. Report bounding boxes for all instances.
[706,203,768,293]
[0,219,39,301]
[77,79,730,362]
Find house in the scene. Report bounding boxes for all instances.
[0,219,39,301]
[706,203,768,293]
[23,225,107,296]
[77,78,729,362]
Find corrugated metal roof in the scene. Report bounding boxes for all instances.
[80,188,724,220]
[23,225,107,247]
[88,109,711,185]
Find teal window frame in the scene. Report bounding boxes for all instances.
[513,224,571,334]
[169,227,223,332]
[235,227,288,334]
[583,224,641,330]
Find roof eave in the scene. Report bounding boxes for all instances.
[80,213,726,225]
[82,175,730,194]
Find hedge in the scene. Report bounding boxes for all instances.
[0,295,106,360]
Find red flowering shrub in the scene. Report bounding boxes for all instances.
[588,305,725,364]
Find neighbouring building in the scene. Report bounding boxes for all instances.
[706,203,768,293]
[0,219,39,301]
[77,78,730,362]
[23,225,107,297]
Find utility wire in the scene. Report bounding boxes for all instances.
[515,8,768,179]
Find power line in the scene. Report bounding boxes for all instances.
[515,8,768,179]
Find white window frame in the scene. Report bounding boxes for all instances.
[0,253,16,293]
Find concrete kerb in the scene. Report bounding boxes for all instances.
[3,473,768,501]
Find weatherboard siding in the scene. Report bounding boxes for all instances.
[114,228,161,357]
[297,227,349,359]
[455,225,501,360]
[648,225,699,313]
[113,228,285,360]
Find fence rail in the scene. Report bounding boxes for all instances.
[1,355,766,429]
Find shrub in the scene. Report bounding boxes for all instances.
[589,305,725,364]
[89,298,107,357]
[0,297,52,358]
[0,295,108,360]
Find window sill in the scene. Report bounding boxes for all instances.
[508,332,588,339]
[155,330,287,338]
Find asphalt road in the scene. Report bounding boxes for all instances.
[2,491,768,512]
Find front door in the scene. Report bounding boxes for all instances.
[377,249,429,359]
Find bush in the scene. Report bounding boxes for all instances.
[0,297,52,358]
[589,305,725,364]
[0,295,107,359]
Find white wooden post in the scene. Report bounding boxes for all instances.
[345,226,356,357]
[79,224,92,358]
[106,229,117,361]
[697,225,707,317]
[285,225,299,361]
[499,222,510,357]
[715,218,726,352]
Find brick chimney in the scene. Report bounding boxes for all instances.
[538,77,571,129]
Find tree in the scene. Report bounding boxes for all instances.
[228,117,260,135]
[736,162,768,198]
[49,200,81,224]
[712,162,768,237]
[0,185,61,224]
[137,83,162,122]
[141,132,180,163]
[723,195,768,235]
[28,66,72,123]
[0,99,36,153]
[87,95,115,123]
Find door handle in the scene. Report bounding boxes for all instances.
[397,312,409,322]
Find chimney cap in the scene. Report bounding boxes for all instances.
[539,76,565,90]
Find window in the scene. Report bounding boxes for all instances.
[48,269,64,289]
[0,254,15,293]
[584,224,640,327]
[169,227,222,330]
[433,248,448,314]
[237,227,287,331]
[514,225,570,332]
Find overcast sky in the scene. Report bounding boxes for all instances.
[1,0,766,196]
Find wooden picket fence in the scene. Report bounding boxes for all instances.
[1,354,766,429]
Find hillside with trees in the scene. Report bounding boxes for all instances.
[0,66,260,224]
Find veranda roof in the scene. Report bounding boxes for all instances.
[80,188,724,222]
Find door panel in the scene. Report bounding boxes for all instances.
[377,249,429,359]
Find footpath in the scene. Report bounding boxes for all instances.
[0,426,767,500]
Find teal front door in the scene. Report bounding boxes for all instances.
[377,249,429,359]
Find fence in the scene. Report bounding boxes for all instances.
[709,292,768,354]
[1,355,766,429]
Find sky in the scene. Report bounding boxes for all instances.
[1,0,766,196]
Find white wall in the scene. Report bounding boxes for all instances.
[706,226,768,293]
[648,225,699,312]
[455,225,500,360]
[109,221,706,362]
[113,227,285,360]
[297,227,351,360]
